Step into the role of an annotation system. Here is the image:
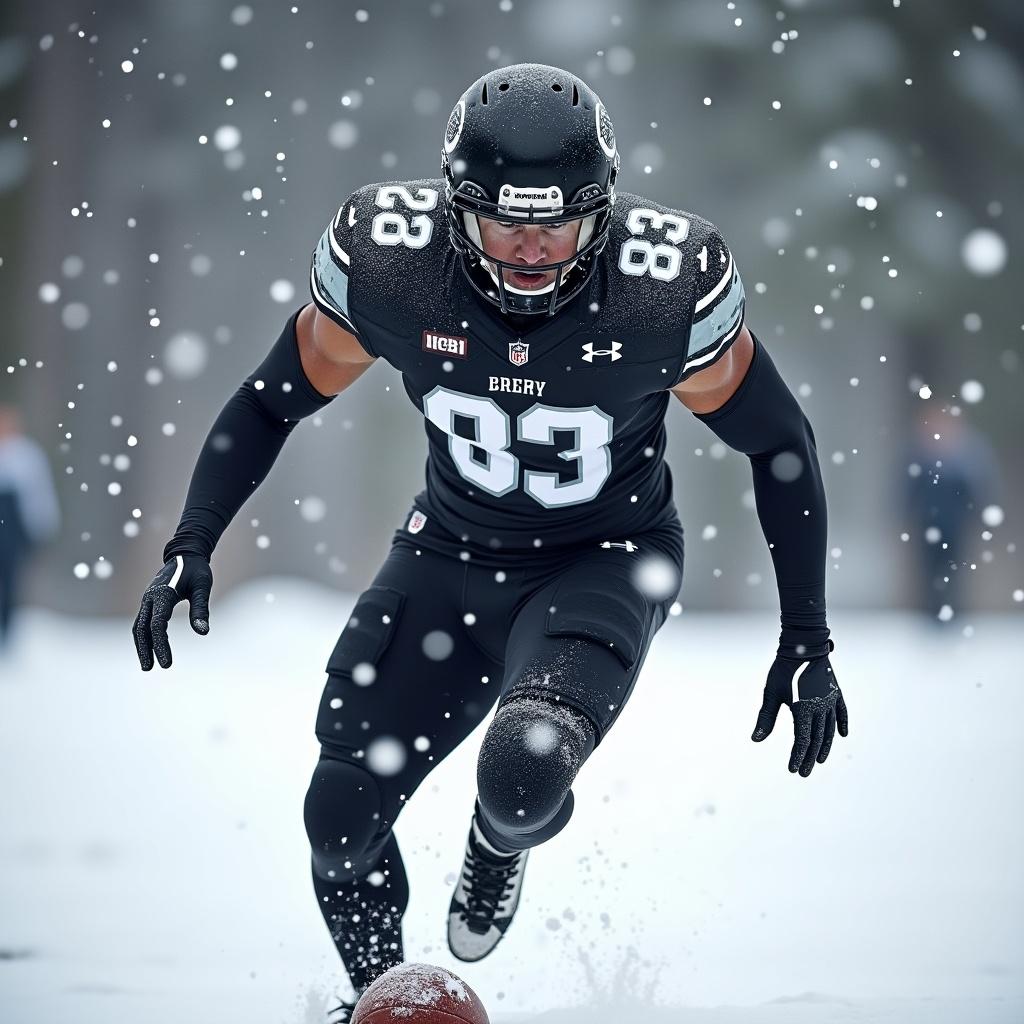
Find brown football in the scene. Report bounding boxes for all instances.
[352,962,490,1024]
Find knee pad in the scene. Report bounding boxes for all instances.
[476,696,596,835]
[303,755,385,883]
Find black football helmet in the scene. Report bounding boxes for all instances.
[441,63,620,316]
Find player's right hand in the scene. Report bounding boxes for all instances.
[132,554,213,671]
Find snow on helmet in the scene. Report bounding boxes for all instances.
[442,63,619,316]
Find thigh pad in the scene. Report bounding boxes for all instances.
[501,556,668,742]
[325,585,405,677]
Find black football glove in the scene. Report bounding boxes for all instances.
[751,639,849,777]
[132,554,213,671]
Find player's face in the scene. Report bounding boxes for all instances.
[477,219,582,291]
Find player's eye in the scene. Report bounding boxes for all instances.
[497,221,516,229]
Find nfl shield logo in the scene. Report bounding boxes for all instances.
[508,340,530,366]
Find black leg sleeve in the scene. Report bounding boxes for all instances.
[693,332,830,658]
[163,308,334,561]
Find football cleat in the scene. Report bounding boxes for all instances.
[447,814,529,962]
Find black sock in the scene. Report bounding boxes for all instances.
[311,830,409,994]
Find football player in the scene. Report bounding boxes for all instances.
[133,64,848,1018]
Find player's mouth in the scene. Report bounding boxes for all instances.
[508,268,551,290]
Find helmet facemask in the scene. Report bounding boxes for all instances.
[445,170,616,316]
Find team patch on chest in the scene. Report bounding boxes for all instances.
[422,329,468,359]
[488,375,547,397]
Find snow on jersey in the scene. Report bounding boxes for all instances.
[309,179,746,557]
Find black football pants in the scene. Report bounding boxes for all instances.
[303,520,683,990]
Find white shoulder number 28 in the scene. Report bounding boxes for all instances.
[371,185,439,249]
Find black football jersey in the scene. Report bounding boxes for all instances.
[309,179,745,559]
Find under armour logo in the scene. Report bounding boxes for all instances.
[581,341,623,362]
[600,540,638,552]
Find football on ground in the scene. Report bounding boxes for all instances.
[352,962,490,1023]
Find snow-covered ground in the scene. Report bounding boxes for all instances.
[1,581,1022,1023]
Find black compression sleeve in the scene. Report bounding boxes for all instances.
[693,332,830,658]
[162,308,334,562]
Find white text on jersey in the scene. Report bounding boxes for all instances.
[488,376,547,397]
[422,330,468,359]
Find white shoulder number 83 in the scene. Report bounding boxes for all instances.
[618,208,690,282]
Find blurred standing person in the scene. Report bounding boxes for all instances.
[0,403,61,652]
[904,406,999,618]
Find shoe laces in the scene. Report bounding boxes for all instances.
[460,840,521,931]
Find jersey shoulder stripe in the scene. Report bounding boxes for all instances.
[309,193,360,337]
[682,226,746,380]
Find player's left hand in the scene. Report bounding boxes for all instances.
[750,639,848,777]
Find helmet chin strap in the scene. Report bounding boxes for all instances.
[463,212,595,296]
